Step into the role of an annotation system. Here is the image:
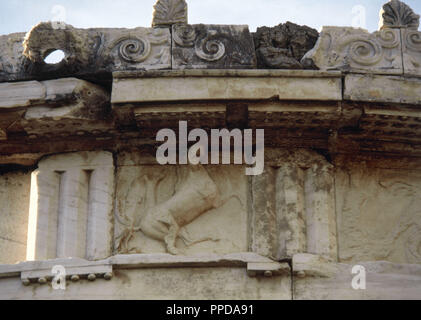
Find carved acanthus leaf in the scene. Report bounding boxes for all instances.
[152,0,188,27]
[380,0,420,30]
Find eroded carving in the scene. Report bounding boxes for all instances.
[152,0,188,27]
[402,29,421,75]
[14,22,171,81]
[116,166,219,255]
[172,24,257,69]
[173,24,196,47]
[303,27,403,73]
[113,37,152,63]
[380,0,420,30]
[195,31,226,62]
[336,166,421,264]
[305,1,421,75]
[0,33,30,82]
[115,158,247,255]
[253,22,319,69]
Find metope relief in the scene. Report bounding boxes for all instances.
[114,154,248,255]
[336,166,421,264]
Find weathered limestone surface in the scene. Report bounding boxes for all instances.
[0,267,291,300]
[402,29,421,76]
[253,22,319,69]
[0,32,28,82]
[0,252,285,277]
[304,27,403,74]
[335,163,421,265]
[0,170,31,264]
[172,24,257,69]
[306,0,421,77]
[0,253,291,299]
[24,22,171,73]
[0,22,171,82]
[1,0,421,301]
[345,74,421,105]
[27,152,114,261]
[249,149,338,261]
[115,153,248,255]
[0,78,111,140]
[112,70,342,103]
[293,254,421,300]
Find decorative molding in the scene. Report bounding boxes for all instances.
[152,0,188,27]
[0,22,172,82]
[173,24,196,47]
[113,37,152,63]
[305,1,421,76]
[402,29,421,75]
[303,27,403,74]
[1,1,421,82]
[21,265,113,286]
[172,24,257,69]
[133,104,227,129]
[380,0,420,30]
[0,253,286,280]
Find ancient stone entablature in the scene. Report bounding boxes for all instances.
[304,0,421,75]
[1,0,421,300]
[0,0,337,84]
[2,0,419,82]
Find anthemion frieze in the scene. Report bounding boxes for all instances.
[0,0,420,304]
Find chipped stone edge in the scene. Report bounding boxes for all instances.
[292,253,421,279]
[0,252,289,282]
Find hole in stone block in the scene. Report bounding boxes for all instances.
[44,50,66,64]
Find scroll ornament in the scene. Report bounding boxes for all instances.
[173,24,226,62]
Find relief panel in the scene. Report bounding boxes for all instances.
[0,170,31,264]
[114,153,248,255]
[336,165,421,264]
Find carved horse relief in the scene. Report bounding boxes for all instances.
[115,165,241,255]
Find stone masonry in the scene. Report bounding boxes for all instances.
[0,0,420,300]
